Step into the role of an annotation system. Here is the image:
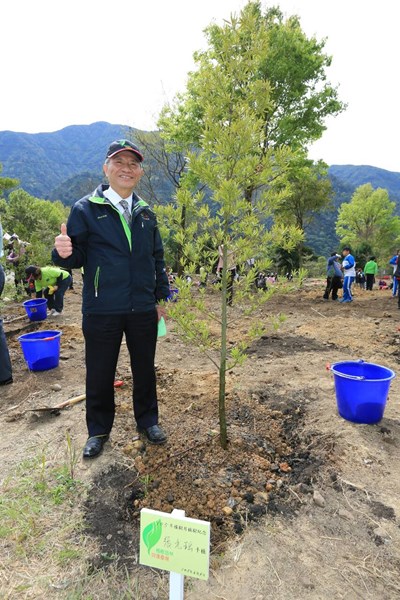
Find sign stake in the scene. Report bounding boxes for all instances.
[169,509,185,599]
[140,506,210,596]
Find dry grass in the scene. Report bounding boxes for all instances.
[0,439,171,600]
[0,441,92,599]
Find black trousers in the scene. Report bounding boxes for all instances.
[0,265,12,383]
[82,310,158,437]
[45,275,72,312]
[323,275,342,300]
[366,274,374,290]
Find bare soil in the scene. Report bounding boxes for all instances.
[1,278,400,599]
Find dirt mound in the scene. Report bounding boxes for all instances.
[1,280,400,599]
[83,384,325,568]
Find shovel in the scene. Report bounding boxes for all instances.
[27,393,86,414]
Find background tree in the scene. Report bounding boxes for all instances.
[0,165,19,226]
[273,156,333,266]
[349,241,373,269]
[156,0,345,282]
[159,1,345,205]
[131,129,186,204]
[336,183,400,259]
[159,3,310,449]
[1,190,69,265]
[0,164,18,198]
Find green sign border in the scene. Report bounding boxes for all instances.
[139,508,210,580]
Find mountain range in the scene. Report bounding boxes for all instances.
[1,121,400,256]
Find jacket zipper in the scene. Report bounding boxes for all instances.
[94,266,100,297]
[87,197,151,300]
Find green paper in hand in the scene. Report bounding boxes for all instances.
[157,317,167,338]
[142,519,163,554]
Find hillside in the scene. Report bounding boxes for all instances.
[330,164,400,201]
[307,165,400,256]
[1,122,400,255]
[0,122,129,199]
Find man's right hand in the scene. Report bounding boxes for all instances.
[55,223,73,258]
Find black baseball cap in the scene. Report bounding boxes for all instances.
[25,265,38,275]
[105,139,144,162]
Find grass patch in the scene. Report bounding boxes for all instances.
[63,564,166,600]
[0,440,90,598]
[0,438,167,599]
[0,455,83,551]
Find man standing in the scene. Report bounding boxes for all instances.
[322,252,343,301]
[363,256,378,291]
[52,140,170,458]
[0,220,13,386]
[389,251,399,297]
[340,246,356,303]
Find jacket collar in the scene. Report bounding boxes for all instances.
[89,185,150,210]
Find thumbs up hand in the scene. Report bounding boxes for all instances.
[55,223,73,258]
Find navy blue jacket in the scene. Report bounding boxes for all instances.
[327,256,342,278]
[51,185,170,314]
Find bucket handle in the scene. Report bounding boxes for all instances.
[42,336,56,341]
[332,371,365,381]
[330,359,365,381]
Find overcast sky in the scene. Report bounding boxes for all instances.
[2,0,399,171]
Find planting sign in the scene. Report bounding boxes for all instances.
[139,508,210,580]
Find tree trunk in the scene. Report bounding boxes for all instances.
[218,243,228,449]
[176,204,187,276]
[244,186,253,205]
[298,240,304,269]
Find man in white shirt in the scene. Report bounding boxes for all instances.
[53,140,170,457]
[340,246,356,303]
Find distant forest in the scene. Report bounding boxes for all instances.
[1,122,400,257]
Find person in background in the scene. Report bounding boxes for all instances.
[389,250,400,298]
[25,265,72,316]
[364,256,378,290]
[256,271,268,291]
[355,268,366,289]
[393,259,400,309]
[378,278,389,290]
[65,268,74,290]
[6,236,30,291]
[0,221,13,386]
[52,139,170,458]
[166,266,175,286]
[340,246,356,303]
[323,252,343,301]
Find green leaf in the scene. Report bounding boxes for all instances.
[142,519,162,555]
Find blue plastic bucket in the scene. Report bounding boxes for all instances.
[23,298,48,322]
[18,330,62,371]
[167,288,179,302]
[330,360,395,424]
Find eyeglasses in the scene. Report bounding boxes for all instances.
[110,157,143,170]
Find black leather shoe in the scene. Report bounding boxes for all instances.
[82,435,109,459]
[138,425,167,445]
[0,377,13,386]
